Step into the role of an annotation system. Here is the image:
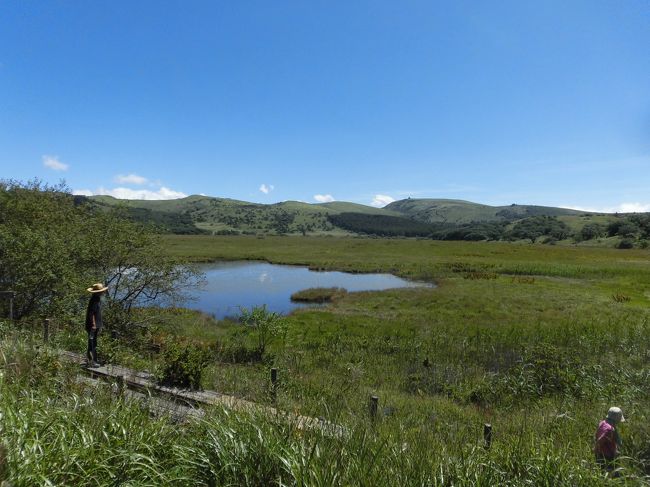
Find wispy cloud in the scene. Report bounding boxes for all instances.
[371,194,395,207]
[259,184,274,194]
[73,186,187,200]
[42,155,68,172]
[618,203,650,213]
[314,194,335,203]
[115,173,148,185]
[563,202,650,213]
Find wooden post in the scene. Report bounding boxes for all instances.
[116,375,126,395]
[484,423,492,449]
[43,318,50,343]
[0,291,15,320]
[270,367,278,401]
[369,395,379,420]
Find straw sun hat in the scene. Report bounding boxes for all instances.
[87,283,108,293]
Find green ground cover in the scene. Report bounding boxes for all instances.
[157,236,650,482]
[2,235,650,484]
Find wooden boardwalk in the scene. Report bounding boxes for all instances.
[61,351,346,437]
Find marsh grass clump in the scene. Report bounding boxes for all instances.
[612,293,632,303]
[290,287,348,303]
[464,271,498,280]
[512,276,536,284]
[446,261,494,274]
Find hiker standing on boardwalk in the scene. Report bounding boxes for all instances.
[594,406,625,474]
[85,283,108,367]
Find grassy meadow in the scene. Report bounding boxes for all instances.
[2,234,650,485]
[160,235,650,483]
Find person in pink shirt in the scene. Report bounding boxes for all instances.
[594,406,625,473]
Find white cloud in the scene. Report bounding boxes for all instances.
[617,203,650,213]
[259,184,274,194]
[314,194,335,203]
[73,186,187,200]
[371,194,396,207]
[42,155,68,171]
[563,202,650,213]
[115,173,148,185]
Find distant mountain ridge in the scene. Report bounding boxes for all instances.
[385,198,586,224]
[86,194,600,236]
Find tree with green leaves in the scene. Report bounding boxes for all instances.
[579,222,606,241]
[509,216,572,243]
[0,180,200,328]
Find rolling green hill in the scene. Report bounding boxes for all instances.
[88,195,348,235]
[385,198,588,223]
[86,195,643,245]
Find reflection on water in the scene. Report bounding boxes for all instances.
[181,261,430,319]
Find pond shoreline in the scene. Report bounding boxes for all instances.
[179,260,433,319]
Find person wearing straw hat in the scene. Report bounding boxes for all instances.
[85,283,108,367]
[594,406,625,473]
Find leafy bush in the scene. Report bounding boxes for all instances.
[156,341,212,389]
[579,222,606,240]
[617,238,635,249]
[509,216,572,243]
[608,220,640,238]
[239,305,287,358]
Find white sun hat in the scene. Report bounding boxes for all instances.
[606,406,625,423]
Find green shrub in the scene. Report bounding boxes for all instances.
[617,238,635,249]
[580,223,606,240]
[156,341,212,389]
[240,305,287,358]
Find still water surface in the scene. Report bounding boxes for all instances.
[182,261,429,319]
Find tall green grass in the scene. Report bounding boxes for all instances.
[3,235,650,484]
[2,330,647,485]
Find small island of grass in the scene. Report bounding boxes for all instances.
[290,287,348,303]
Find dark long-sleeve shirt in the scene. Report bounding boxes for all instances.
[85,295,103,331]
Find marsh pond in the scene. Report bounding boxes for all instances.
[180,261,431,319]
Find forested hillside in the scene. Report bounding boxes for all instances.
[85,195,650,247]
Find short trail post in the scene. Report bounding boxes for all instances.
[0,291,15,320]
[369,395,379,421]
[43,318,50,344]
[117,375,126,395]
[484,423,492,449]
[271,367,278,402]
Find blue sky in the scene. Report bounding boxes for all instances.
[1,1,648,211]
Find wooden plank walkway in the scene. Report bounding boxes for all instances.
[75,375,205,423]
[61,351,346,437]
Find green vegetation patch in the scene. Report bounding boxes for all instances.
[290,287,348,303]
